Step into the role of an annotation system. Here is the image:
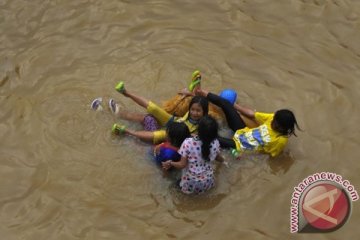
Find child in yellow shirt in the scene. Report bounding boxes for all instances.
[111,82,208,144]
[196,89,300,157]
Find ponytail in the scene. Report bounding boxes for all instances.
[273,109,301,137]
[198,116,218,161]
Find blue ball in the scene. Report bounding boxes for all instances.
[219,89,237,105]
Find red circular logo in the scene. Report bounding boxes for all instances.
[301,183,350,231]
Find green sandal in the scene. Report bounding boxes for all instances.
[188,70,201,92]
[112,123,126,135]
[115,81,125,93]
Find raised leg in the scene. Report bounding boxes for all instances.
[123,129,155,143]
[197,89,246,131]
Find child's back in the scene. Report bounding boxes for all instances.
[177,116,220,194]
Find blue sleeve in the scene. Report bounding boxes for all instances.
[155,147,181,165]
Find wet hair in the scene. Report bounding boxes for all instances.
[166,121,191,148]
[273,109,300,137]
[188,96,209,116]
[198,115,218,161]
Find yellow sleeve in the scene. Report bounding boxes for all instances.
[147,101,172,126]
[264,137,288,157]
[254,112,274,125]
[177,112,189,122]
[174,112,198,134]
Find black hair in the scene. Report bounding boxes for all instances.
[198,115,218,161]
[166,121,191,148]
[188,96,209,116]
[273,109,301,137]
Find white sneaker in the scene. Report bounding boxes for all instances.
[108,99,119,115]
[91,97,103,111]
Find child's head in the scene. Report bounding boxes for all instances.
[198,115,218,161]
[166,121,190,148]
[272,109,300,136]
[188,96,209,121]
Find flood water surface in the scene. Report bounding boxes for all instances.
[1,0,360,239]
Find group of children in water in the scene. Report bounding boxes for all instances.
[91,71,300,195]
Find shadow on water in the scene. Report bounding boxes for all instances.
[165,151,295,213]
[268,152,295,175]
[238,151,295,176]
[167,180,227,213]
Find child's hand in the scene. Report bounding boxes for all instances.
[194,88,208,97]
[153,146,160,156]
[162,160,172,170]
[154,143,164,156]
[178,88,194,96]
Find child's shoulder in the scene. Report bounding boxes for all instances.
[181,136,199,146]
[185,136,197,141]
[161,141,179,151]
[255,112,274,124]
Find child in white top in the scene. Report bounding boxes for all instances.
[162,115,221,194]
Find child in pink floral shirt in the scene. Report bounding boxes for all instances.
[162,115,221,194]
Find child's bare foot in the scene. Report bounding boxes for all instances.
[178,87,194,96]
[195,88,208,97]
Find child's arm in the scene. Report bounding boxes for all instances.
[153,143,164,156]
[215,153,225,162]
[215,153,230,168]
[233,103,255,119]
[178,88,195,97]
[162,156,188,170]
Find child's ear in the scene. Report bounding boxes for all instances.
[271,119,277,128]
